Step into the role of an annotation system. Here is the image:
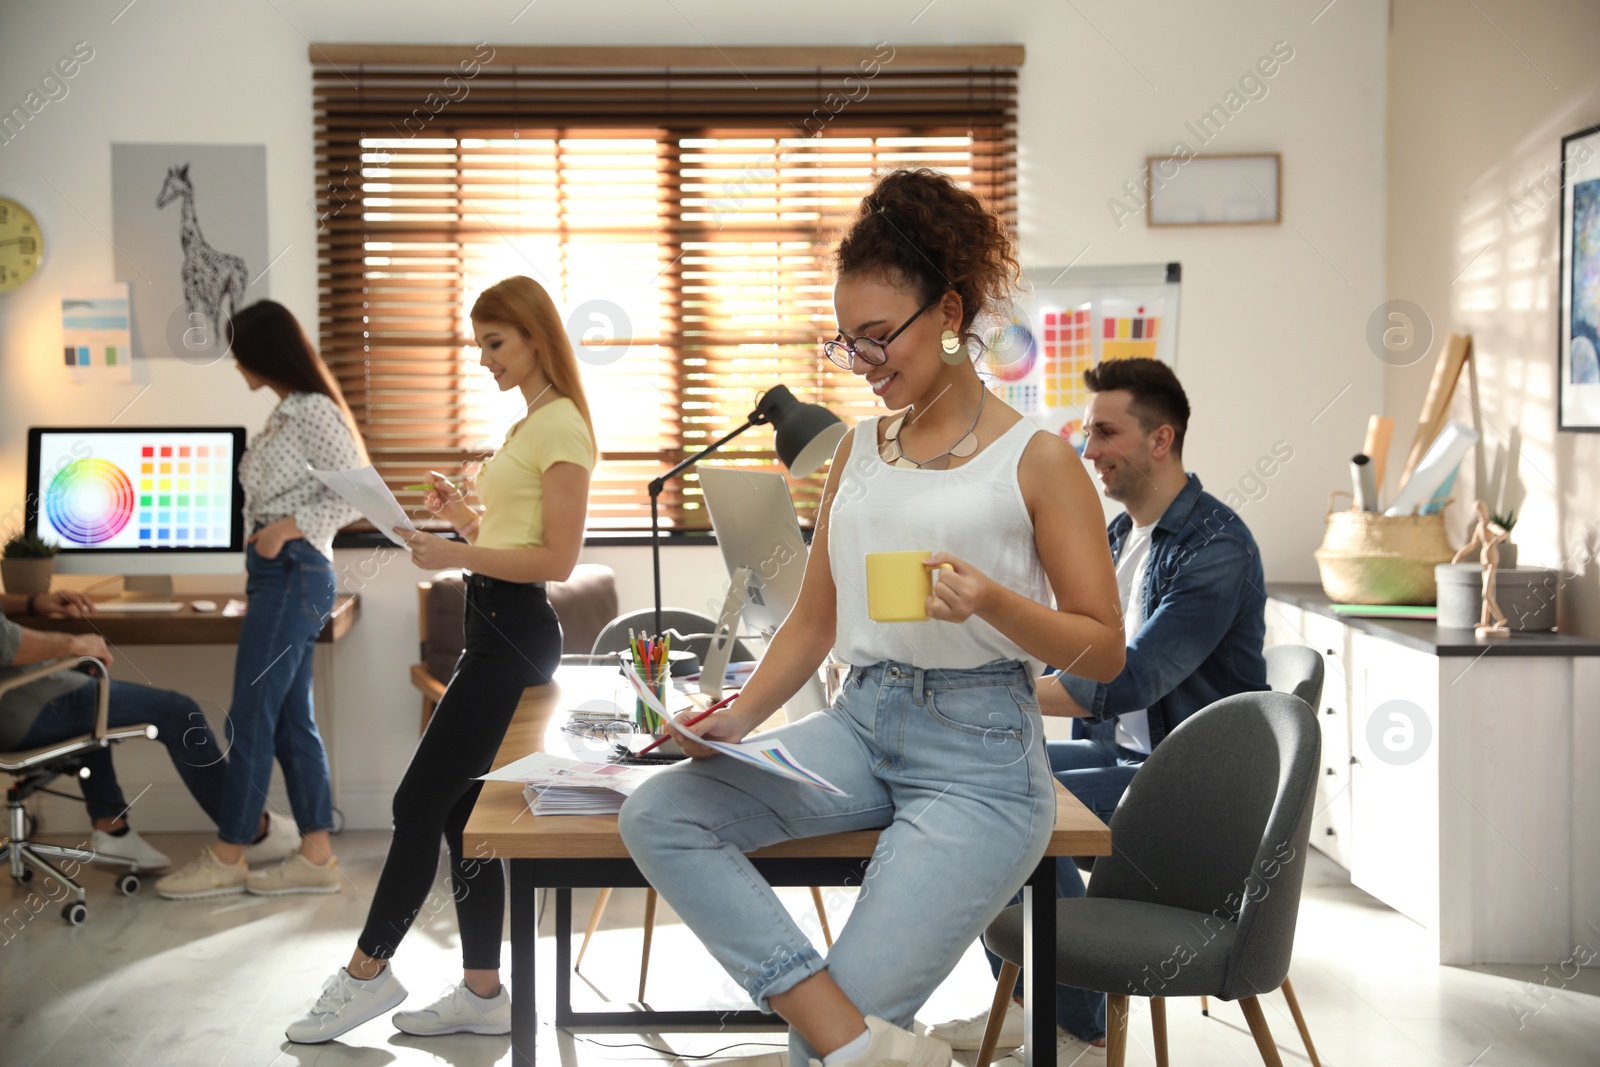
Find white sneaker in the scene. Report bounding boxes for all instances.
[393,980,511,1036]
[808,1016,951,1067]
[286,967,409,1044]
[924,998,1023,1050]
[243,810,300,866]
[154,847,247,899]
[89,827,171,871]
[992,1030,1106,1066]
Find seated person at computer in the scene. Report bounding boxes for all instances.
[927,357,1269,1061]
[1,589,229,870]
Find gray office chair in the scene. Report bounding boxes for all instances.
[979,691,1320,1067]
[0,657,156,925]
[1189,644,1326,1066]
[583,609,829,1002]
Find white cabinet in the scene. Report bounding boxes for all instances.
[1266,586,1600,965]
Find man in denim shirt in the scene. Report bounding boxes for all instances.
[926,359,1269,1061]
[1041,358,1269,817]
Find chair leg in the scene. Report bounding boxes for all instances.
[1279,977,1322,1067]
[1105,994,1130,1067]
[975,960,1020,1067]
[1238,996,1285,1067]
[638,888,659,1003]
[1200,994,1210,1016]
[575,887,613,970]
[1150,996,1169,1067]
[809,886,834,948]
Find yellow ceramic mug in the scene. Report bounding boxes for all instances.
[865,551,954,622]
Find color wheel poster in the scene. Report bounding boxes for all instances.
[981,265,1180,451]
[33,431,238,549]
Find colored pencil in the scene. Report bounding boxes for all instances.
[635,690,741,755]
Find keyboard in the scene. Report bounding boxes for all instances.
[100,601,185,613]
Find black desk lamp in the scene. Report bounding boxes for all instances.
[648,385,846,638]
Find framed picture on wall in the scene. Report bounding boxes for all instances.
[1559,124,1600,431]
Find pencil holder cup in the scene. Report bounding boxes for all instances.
[634,671,666,734]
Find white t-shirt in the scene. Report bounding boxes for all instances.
[1112,522,1155,754]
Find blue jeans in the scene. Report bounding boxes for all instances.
[981,721,1148,1043]
[215,539,336,844]
[17,679,227,824]
[620,659,1055,1065]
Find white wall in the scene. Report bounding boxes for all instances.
[1388,0,1600,638]
[0,0,1388,830]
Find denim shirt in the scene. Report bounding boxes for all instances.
[1056,473,1268,751]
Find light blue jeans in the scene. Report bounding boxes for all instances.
[619,659,1055,1064]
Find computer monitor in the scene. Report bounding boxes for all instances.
[698,466,831,719]
[697,466,808,635]
[25,426,247,596]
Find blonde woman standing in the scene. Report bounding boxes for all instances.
[287,276,596,1043]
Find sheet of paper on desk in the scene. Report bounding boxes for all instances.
[624,661,848,796]
[307,464,417,548]
[479,751,665,816]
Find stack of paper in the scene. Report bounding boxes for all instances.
[477,751,665,816]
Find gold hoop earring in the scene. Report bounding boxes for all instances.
[940,330,965,365]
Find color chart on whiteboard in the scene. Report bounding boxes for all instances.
[32,431,239,549]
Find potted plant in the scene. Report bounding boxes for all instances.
[2,533,59,596]
[1490,509,1518,569]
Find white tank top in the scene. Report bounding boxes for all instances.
[828,414,1053,671]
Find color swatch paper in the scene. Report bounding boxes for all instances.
[62,283,134,383]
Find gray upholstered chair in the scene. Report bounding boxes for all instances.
[979,690,1320,1067]
[1189,644,1326,1065]
[583,608,828,1003]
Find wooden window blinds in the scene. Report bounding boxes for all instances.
[311,44,1020,532]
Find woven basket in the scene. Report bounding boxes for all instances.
[1313,492,1456,605]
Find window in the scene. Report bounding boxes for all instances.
[312,45,1019,532]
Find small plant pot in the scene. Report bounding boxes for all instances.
[1496,542,1518,570]
[1,558,54,596]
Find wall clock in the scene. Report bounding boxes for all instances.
[0,197,45,293]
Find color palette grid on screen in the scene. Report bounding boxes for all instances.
[134,443,230,545]
[34,432,236,550]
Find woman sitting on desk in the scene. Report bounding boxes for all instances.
[286,275,595,1044]
[156,300,366,901]
[618,168,1124,1067]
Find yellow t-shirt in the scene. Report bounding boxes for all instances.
[474,397,596,551]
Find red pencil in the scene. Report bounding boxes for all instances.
[634,690,741,755]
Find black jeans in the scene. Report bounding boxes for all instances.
[358,574,561,970]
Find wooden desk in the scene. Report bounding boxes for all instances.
[5,593,360,645]
[465,665,1111,1067]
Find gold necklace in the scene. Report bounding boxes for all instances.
[881,387,987,469]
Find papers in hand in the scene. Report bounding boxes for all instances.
[307,463,418,548]
[622,661,849,796]
[478,751,663,816]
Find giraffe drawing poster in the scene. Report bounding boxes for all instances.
[110,143,268,364]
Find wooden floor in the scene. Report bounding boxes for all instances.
[1,832,1596,1066]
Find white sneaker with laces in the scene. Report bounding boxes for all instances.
[89,827,171,871]
[991,1030,1106,1066]
[286,967,408,1044]
[923,998,1023,1050]
[807,1016,951,1067]
[392,980,511,1036]
[243,810,300,866]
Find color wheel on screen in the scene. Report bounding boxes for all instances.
[47,459,135,544]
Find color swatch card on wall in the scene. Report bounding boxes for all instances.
[62,283,134,383]
[33,430,238,549]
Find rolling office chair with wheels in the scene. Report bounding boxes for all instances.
[0,657,157,924]
[584,608,833,1002]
